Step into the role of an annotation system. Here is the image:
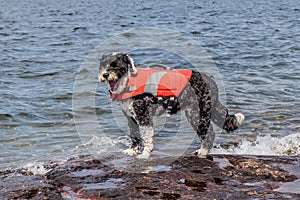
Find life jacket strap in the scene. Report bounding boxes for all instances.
[166,97,175,118]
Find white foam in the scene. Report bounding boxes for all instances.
[212,133,300,156]
[24,162,51,175]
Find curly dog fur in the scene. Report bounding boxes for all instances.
[99,52,244,159]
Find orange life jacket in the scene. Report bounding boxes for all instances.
[111,68,192,101]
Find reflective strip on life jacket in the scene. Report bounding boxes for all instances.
[144,71,168,96]
[111,68,192,101]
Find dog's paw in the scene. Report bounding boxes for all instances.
[136,152,150,160]
[234,113,245,126]
[122,148,137,156]
[193,148,209,158]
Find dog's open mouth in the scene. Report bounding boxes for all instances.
[108,80,119,92]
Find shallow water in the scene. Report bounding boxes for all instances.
[1,0,300,170]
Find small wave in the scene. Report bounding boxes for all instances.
[212,133,300,156]
[78,135,130,154]
[0,113,14,120]
[19,71,60,78]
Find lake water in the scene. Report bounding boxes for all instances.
[1,0,300,170]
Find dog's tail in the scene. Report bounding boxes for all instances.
[211,102,245,133]
[201,73,244,132]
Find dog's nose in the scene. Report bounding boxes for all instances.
[102,73,109,79]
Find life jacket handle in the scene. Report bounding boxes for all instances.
[146,63,170,70]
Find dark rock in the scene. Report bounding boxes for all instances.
[1,154,300,199]
[0,174,62,200]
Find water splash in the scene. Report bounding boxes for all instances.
[24,162,52,175]
[79,135,130,155]
[212,133,300,156]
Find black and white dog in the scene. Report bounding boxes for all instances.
[99,52,244,159]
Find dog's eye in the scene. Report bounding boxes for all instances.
[110,61,118,67]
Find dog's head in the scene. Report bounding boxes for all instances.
[99,52,137,94]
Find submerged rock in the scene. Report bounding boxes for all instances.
[1,154,299,199]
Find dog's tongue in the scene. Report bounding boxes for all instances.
[109,81,118,91]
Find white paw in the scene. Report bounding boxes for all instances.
[193,148,209,158]
[234,113,245,126]
[122,148,137,157]
[136,152,150,160]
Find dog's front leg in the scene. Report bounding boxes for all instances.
[122,116,141,156]
[131,98,154,159]
[136,126,154,159]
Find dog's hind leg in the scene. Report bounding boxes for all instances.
[194,124,215,158]
[185,105,215,158]
[122,116,141,156]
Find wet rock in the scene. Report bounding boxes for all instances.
[1,154,300,199]
[0,173,62,200]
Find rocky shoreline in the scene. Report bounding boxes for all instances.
[1,154,300,199]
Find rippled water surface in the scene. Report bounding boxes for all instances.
[1,0,300,169]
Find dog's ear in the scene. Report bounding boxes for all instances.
[123,54,137,75]
[99,54,109,70]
